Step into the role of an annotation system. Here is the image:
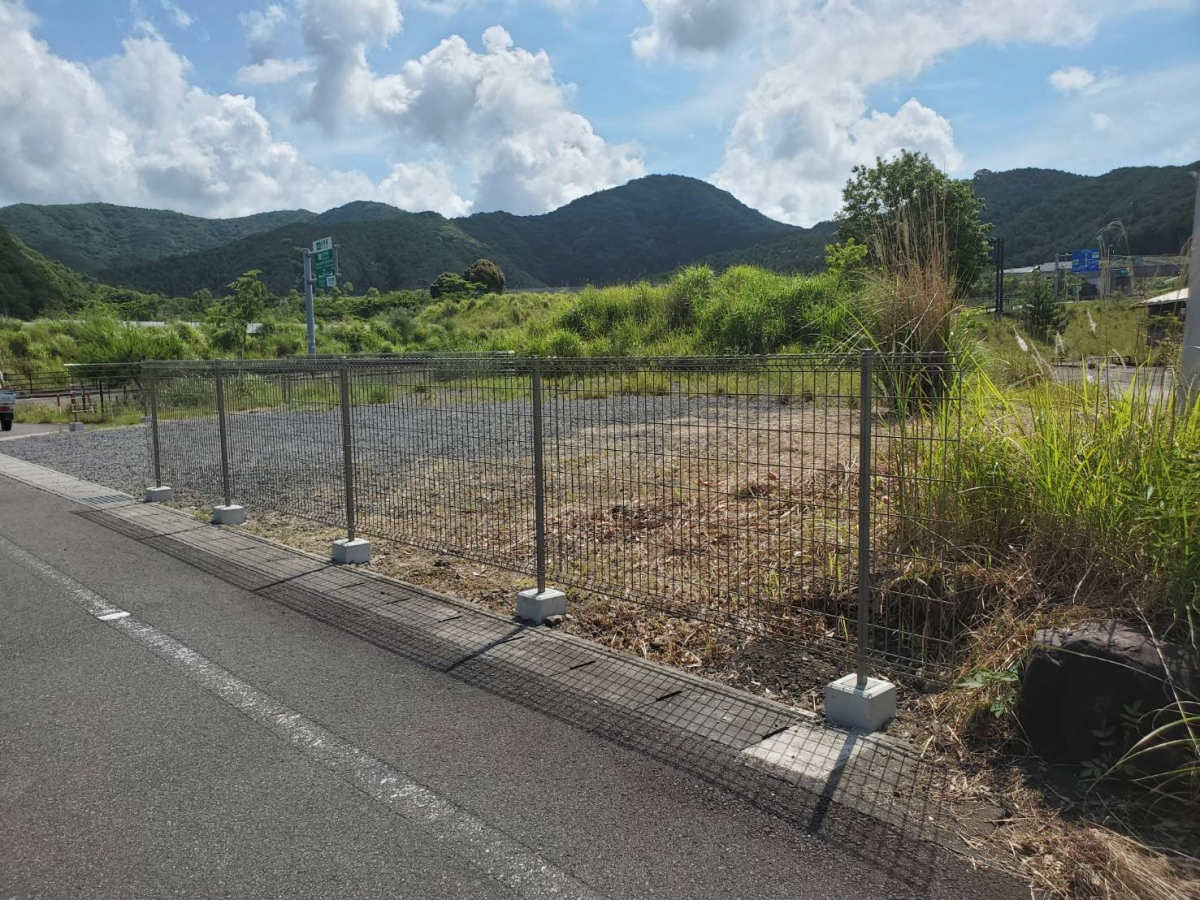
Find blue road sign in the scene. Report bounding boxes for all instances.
[1072,249,1101,273]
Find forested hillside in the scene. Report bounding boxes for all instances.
[0,203,315,273]
[0,226,101,319]
[458,175,798,285]
[95,213,542,297]
[1,163,1193,299]
[972,164,1195,264]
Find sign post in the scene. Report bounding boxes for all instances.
[1182,171,1199,404]
[303,236,335,357]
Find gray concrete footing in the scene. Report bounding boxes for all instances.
[212,505,246,526]
[332,538,371,565]
[145,486,174,503]
[68,422,85,432]
[516,588,567,625]
[824,674,896,732]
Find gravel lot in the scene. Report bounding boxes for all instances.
[0,394,957,685]
[0,426,151,496]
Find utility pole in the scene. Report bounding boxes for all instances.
[1182,169,1200,401]
[992,237,1005,316]
[304,248,316,357]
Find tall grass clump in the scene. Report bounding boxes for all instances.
[691,266,850,354]
[861,197,959,356]
[946,376,1200,627]
[859,199,967,408]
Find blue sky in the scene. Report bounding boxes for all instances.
[2,0,1197,224]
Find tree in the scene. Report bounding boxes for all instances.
[464,258,506,294]
[823,238,868,279]
[430,272,473,299]
[205,270,267,357]
[836,150,990,296]
[1020,272,1065,342]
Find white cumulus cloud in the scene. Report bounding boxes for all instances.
[370,26,644,214]
[631,0,753,59]
[0,1,465,218]
[298,0,403,131]
[240,4,288,63]
[1048,64,1121,95]
[683,0,1099,224]
[1049,65,1095,94]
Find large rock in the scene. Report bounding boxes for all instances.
[1019,620,1198,767]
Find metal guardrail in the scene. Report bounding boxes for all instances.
[144,352,962,681]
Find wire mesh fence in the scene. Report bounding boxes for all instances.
[1,363,147,424]
[143,352,962,680]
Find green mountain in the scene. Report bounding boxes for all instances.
[457,174,798,285]
[0,202,315,273]
[2,164,1193,301]
[95,212,542,297]
[85,175,803,295]
[971,164,1195,265]
[0,226,101,319]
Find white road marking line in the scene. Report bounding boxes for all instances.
[0,533,605,900]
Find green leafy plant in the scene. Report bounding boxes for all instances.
[956,665,1021,717]
[205,270,267,358]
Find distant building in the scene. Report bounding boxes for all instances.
[1004,256,1182,297]
[1134,287,1187,346]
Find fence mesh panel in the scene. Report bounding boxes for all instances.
[4,363,146,425]
[145,352,961,678]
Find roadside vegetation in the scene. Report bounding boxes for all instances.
[2,152,1196,899]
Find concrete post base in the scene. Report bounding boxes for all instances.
[212,505,246,525]
[825,674,897,733]
[332,538,371,565]
[516,588,567,625]
[145,486,173,503]
[68,422,85,432]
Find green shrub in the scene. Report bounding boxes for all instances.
[545,330,584,358]
[664,265,713,329]
[430,272,473,299]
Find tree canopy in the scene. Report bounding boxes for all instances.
[836,150,991,294]
[464,258,505,294]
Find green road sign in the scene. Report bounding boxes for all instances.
[312,245,336,288]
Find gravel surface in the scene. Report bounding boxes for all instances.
[0,426,151,496]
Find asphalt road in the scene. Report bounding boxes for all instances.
[0,475,1024,900]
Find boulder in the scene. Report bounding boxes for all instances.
[1018,620,1198,767]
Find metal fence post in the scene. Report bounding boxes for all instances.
[856,350,874,686]
[531,360,547,593]
[149,368,162,487]
[214,360,232,509]
[339,363,356,541]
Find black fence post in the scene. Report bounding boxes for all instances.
[531,360,547,593]
[149,368,162,488]
[856,350,874,686]
[214,360,231,509]
[339,363,356,541]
